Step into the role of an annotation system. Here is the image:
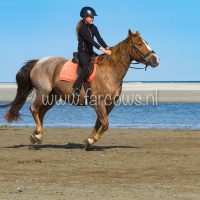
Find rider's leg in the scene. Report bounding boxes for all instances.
[72,52,91,96]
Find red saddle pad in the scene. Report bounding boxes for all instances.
[60,59,97,83]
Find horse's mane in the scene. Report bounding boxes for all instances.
[96,37,131,66]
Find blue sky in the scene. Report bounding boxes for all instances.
[0,0,200,82]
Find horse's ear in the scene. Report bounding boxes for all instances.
[128,29,134,38]
[136,31,140,37]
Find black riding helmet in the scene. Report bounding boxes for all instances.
[80,7,97,18]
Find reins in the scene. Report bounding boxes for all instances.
[129,62,148,71]
[118,60,148,71]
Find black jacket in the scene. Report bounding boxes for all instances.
[78,20,108,55]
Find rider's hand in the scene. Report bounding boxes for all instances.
[99,47,112,55]
[104,49,112,55]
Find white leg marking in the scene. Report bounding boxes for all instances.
[87,138,95,145]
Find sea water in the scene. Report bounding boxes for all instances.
[0,102,200,130]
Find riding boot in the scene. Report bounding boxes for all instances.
[72,69,88,98]
[72,80,82,98]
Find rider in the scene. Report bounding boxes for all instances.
[72,6,112,97]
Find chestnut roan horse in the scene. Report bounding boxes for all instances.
[1,30,159,150]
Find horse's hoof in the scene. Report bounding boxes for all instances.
[35,134,42,144]
[30,134,36,144]
[83,139,94,151]
[30,134,42,144]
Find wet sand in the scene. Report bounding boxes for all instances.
[0,82,200,102]
[0,127,200,200]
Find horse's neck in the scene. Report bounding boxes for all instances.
[110,53,131,85]
[94,40,132,92]
[111,40,132,82]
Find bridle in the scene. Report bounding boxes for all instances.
[129,41,155,71]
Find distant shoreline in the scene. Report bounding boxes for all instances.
[0,82,200,102]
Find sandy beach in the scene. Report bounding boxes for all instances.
[0,82,200,102]
[0,127,199,200]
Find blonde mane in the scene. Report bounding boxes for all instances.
[97,38,131,66]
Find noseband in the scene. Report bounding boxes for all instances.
[130,41,155,70]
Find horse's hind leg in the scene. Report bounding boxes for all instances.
[29,90,53,144]
[30,94,56,144]
[39,91,57,126]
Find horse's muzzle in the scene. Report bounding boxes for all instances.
[149,54,160,67]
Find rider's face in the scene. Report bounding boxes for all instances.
[85,16,94,24]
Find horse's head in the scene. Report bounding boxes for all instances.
[128,29,160,68]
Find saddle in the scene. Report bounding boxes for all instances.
[60,52,97,83]
[72,52,96,77]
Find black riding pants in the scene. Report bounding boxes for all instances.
[73,52,92,90]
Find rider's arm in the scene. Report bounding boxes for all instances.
[79,26,101,50]
[93,26,108,49]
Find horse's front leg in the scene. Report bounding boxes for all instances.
[87,117,102,139]
[85,101,109,149]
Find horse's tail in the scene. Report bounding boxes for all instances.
[0,59,39,122]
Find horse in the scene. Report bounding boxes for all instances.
[0,30,160,150]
